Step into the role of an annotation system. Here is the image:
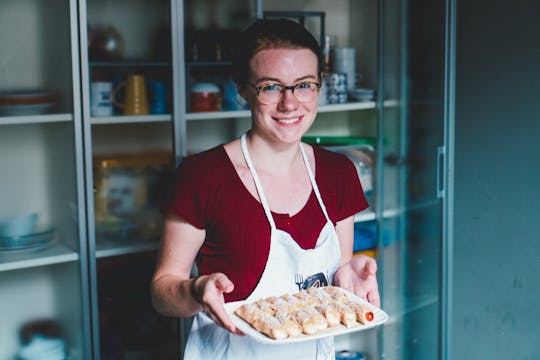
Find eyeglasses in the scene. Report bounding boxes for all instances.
[247,81,321,104]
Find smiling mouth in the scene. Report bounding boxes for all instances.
[276,116,302,124]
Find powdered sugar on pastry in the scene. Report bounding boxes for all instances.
[233,286,377,340]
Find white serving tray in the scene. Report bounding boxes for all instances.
[224,289,388,344]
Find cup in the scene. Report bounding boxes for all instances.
[113,75,149,115]
[333,47,356,91]
[90,82,114,117]
[150,81,167,114]
[325,72,348,104]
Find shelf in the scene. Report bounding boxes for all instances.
[186,109,251,121]
[185,101,378,121]
[90,114,171,125]
[0,243,79,272]
[354,200,440,223]
[0,113,73,125]
[90,61,171,68]
[95,241,159,258]
[186,61,233,67]
[355,210,377,223]
[318,101,376,112]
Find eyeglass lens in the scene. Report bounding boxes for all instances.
[257,83,319,104]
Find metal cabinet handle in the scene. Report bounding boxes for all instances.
[437,146,445,198]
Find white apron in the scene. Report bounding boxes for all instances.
[183,134,341,360]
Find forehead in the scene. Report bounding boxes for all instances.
[249,48,318,82]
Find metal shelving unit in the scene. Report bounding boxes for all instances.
[0,0,91,358]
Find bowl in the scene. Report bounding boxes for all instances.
[0,213,38,237]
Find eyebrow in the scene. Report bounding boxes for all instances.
[253,75,319,85]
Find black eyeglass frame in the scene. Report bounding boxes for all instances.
[246,81,322,103]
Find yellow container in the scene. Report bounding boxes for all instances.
[93,153,172,241]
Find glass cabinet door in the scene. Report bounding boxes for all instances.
[0,0,90,359]
[79,0,179,358]
[378,0,446,359]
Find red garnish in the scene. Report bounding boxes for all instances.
[365,312,374,321]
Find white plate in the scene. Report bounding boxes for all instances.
[224,289,388,344]
[0,227,55,251]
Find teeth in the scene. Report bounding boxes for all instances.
[277,117,300,124]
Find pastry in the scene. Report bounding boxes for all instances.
[233,286,375,340]
[346,301,375,324]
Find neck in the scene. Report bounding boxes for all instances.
[245,132,303,174]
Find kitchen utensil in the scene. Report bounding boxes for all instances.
[113,75,149,115]
[149,81,167,114]
[88,25,124,61]
[0,90,60,116]
[0,227,55,251]
[190,82,221,112]
[225,288,388,344]
[325,72,348,104]
[0,213,37,237]
[332,47,356,91]
[90,81,114,116]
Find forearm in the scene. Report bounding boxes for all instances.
[151,274,202,318]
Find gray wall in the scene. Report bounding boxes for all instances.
[453,0,540,358]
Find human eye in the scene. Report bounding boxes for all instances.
[296,82,314,89]
[295,82,319,91]
[259,83,283,93]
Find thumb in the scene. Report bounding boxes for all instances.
[215,273,235,293]
[357,257,377,278]
[365,258,377,275]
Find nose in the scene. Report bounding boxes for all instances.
[278,88,298,110]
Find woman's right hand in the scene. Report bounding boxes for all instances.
[192,273,244,335]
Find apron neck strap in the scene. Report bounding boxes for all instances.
[299,142,332,223]
[240,133,333,229]
[241,134,277,229]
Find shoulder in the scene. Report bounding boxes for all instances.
[177,145,227,175]
[312,145,356,172]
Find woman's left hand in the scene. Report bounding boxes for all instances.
[333,255,380,307]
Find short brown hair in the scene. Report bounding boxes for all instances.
[231,18,323,84]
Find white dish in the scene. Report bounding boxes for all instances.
[0,102,57,116]
[224,289,388,344]
[0,227,55,251]
[0,89,60,116]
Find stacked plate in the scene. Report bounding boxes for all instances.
[0,228,55,251]
[0,89,61,116]
[17,335,66,360]
[348,88,375,102]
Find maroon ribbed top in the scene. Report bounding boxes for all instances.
[165,144,368,301]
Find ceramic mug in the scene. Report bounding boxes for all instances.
[113,75,149,115]
[90,81,114,116]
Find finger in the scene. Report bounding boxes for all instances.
[367,258,378,275]
[212,302,243,334]
[353,284,368,300]
[215,273,235,293]
[367,288,381,307]
[358,259,377,279]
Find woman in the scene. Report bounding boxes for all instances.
[151,18,379,359]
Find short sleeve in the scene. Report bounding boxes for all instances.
[336,154,369,220]
[163,153,214,229]
[314,146,369,223]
